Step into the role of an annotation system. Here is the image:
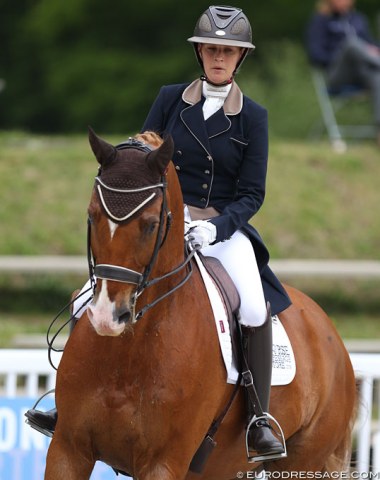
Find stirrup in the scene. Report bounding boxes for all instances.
[24,389,55,438]
[245,413,287,463]
[25,416,54,438]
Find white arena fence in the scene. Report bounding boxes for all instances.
[0,350,379,476]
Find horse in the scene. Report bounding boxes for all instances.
[44,129,357,480]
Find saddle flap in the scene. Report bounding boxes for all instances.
[199,254,240,315]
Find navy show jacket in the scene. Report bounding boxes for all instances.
[142,79,291,314]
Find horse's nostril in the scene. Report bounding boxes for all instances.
[118,309,131,324]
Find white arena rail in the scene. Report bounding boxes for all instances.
[0,349,61,397]
[0,349,379,473]
[351,353,380,474]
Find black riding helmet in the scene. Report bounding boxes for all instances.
[187,5,255,76]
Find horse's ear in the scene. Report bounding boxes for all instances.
[146,135,174,176]
[88,126,116,167]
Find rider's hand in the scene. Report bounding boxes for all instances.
[186,220,217,249]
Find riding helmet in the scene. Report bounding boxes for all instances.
[187,5,255,72]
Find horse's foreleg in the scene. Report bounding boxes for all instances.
[44,436,95,480]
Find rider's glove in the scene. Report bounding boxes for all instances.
[187,220,217,249]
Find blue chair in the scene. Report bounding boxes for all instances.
[310,68,377,151]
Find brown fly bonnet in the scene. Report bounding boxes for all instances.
[95,139,164,223]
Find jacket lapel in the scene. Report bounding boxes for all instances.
[180,101,212,156]
[205,109,231,139]
[181,79,243,146]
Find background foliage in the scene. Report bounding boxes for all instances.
[1,1,379,346]
[0,132,379,346]
[1,0,379,135]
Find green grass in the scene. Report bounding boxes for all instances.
[1,131,379,259]
[0,130,379,347]
[0,314,52,348]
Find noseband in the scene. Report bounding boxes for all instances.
[87,138,194,321]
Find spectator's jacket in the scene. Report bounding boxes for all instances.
[142,79,291,314]
[306,9,376,67]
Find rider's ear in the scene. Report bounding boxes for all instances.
[88,126,116,167]
[146,135,174,176]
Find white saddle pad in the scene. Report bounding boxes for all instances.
[194,253,296,386]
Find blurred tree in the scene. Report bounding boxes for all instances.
[0,0,378,134]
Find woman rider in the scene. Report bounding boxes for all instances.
[142,5,289,461]
[25,5,290,463]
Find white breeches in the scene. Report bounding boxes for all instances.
[200,230,267,327]
[185,206,267,327]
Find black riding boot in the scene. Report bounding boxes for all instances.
[24,408,57,438]
[242,304,286,461]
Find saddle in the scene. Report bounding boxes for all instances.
[197,253,241,367]
[199,253,240,317]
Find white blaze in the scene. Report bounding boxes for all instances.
[87,280,125,336]
[108,219,118,239]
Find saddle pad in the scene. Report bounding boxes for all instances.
[194,253,296,386]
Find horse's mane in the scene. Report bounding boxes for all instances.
[135,131,163,149]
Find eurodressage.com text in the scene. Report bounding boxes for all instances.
[236,472,380,479]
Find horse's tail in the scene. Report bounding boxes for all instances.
[324,379,359,473]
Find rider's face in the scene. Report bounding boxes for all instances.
[328,0,354,14]
[198,43,243,85]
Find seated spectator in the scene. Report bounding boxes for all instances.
[306,0,380,146]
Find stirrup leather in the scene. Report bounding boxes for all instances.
[245,413,287,463]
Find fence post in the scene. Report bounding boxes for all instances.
[356,377,374,473]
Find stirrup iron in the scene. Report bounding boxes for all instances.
[245,413,287,463]
[25,418,54,438]
[24,389,55,438]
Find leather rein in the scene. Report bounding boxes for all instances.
[87,139,197,321]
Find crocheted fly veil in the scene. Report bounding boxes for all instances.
[95,140,162,223]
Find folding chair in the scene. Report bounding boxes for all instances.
[310,68,377,152]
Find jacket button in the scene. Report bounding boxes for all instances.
[204,169,210,174]
[200,197,206,202]
[202,183,208,189]
[176,150,182,156]
[175,165,181,171]
[207,155,212,161]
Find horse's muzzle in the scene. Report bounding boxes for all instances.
[116,306,132,324]
[87,299,134,337]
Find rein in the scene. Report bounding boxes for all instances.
[87,139,196,321]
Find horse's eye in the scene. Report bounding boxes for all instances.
[147,221,158,235]
[141,215,159,237]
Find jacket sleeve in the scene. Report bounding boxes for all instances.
[209,107,268,243]
[306,14,332,67]
[141,87,167,135]
[142,84,185,135]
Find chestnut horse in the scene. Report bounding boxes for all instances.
[45,130,356,480]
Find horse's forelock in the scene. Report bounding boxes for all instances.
[135,131,163,149]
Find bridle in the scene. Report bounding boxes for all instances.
[87,138,196,321]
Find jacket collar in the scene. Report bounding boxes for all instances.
[182,78,243,116]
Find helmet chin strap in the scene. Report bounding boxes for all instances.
[200,74,233,87]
